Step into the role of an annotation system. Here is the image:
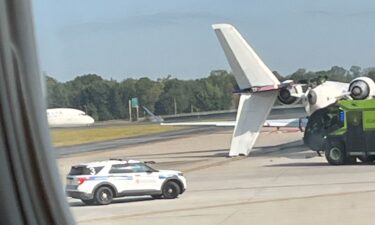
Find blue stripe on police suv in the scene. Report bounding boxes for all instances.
[89,176,133,181]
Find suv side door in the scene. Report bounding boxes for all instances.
[108,164,137,193]
[130,163,160,190]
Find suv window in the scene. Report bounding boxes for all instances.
[69,166,104,175]
[109,163,155,173]
[131,163,154,173]
[109,164,133,173]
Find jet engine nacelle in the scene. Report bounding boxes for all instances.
[349,77,375,100]
[277,84,303,105]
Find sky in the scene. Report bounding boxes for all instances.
[32,0,375,82]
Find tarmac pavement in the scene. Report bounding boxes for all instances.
[57,128,375,225]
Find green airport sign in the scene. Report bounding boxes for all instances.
[131,97,139,108]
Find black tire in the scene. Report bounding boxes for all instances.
[151,194,163,199]
[325,141,346,165]
[162,181,180,199]
[81,199,96,205]
[94,186,114,205]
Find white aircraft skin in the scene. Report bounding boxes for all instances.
[163,24,375,157]
[304,76,375,115]
[143,106,164,123]
[304,81,349,116]
[47,108,95,127]
[162,118,308,128]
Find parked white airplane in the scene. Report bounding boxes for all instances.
[47,108,95,127]
[163,24,375,157]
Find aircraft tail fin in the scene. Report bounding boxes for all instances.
[230,91,278,156]
[142,106,164,123]
[212,23,280,156]
[212,24,280,90]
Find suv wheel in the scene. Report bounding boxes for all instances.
[94,186,113,205]
[325,141,346,165]
[162,181,180,199]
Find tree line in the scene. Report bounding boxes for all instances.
[46,70,237,121]
[46,66,375,121]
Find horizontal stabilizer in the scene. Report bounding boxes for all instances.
[264,118,308,128]
[212,24,280,90]
[230,91,278,156]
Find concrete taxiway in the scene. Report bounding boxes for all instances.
[57,128,375,225]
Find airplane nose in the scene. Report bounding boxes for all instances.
[86,116,95,124]
[307,90,317,105]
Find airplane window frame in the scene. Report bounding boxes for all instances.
[0,1,75,225]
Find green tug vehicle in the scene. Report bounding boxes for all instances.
[322,99,375,165]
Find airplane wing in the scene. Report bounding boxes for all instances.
[161,118,307,128]
[263,118,308,127]
[161,121,236,126]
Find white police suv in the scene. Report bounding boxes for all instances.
[65,159,187,205]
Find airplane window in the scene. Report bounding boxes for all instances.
[14,0,375,224]
[0,1,75,224]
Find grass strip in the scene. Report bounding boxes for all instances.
[51,124,181,147]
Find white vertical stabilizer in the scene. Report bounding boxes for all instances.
[213,23,281,156]
[230,91,278,156]
[212,24,280,89]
